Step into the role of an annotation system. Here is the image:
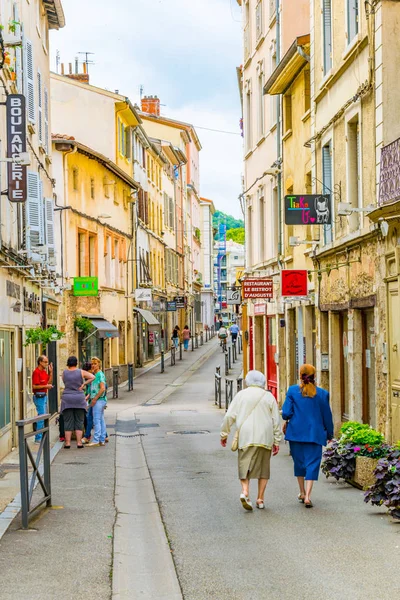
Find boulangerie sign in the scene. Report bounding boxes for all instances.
[7,95,27,203]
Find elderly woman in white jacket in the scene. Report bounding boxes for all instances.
[220,370,281,511]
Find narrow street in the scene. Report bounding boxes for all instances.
[0,341,398,600]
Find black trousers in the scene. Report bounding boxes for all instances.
[58,413,65,437]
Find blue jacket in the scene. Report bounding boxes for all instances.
[282,385,334,446]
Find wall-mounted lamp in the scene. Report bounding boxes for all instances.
[289,236,320,247]
[337,202,375,216]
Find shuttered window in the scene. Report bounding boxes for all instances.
[347,0,359,43]
[44,87,49,153]
[45,197,56,265]
[13,3,22,92]
[24,39,35,123]
[169,196,174,230]
[37,70,43,144]
[26,172,42,250]
[323,0,332,75]
[322,143,333,244]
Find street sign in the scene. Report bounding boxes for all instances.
[6,95,27,203]
[135,288,152,303]
[174,295,185,309]
[285,194,331,225]
[243,278,273,299]
[227,289,241,305]
[281,270,308,297]
[254,304,266,315]
[73,277,98,297]
[167,301,177,312]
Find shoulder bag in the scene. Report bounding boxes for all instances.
[231,390,267,452]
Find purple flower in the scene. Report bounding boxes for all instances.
[354,446,361,453]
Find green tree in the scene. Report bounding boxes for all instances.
[226,227,245,244]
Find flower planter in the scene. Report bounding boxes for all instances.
[348,456,378,490]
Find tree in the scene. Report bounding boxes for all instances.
[226,227,245,244]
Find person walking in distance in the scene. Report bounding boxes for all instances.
[86,357,108,448]
[172,325,180,349]
[230,322,240,344]
[282,364,333,508]
[32,356,53,444]
[182,325,191,351]
[220,370,281,511]
[61,356,94,449]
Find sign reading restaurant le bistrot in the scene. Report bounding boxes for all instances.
[6,95,27,203]
[243,278,273,299]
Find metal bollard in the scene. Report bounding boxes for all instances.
[228,347,232,370]
[17,414,52,529]
[232,342,237,363]
[200,332,204,346]
[179,342,183,360]
[215,369,222,408]
[161,351,165,373]
[225,378,234,411]
[171,345,176,366]
[112,368,119,398]
[237,377,243,392]
[192,334,194,351]
[128,363,134,391]
[195,334,199,349]
[225,350,229,376]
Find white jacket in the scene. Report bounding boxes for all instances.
[220,387,282,450]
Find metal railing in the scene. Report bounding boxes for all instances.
[215,366,222,408]
[225,378,234,411]
[112,368,119,398]
[171,345,176,366]
[128,363,134,391]
[160,351,165,373]
[17,414,52,529]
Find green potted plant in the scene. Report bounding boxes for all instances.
[74,316,94,336]
[364,442,400,521]
[24,326,65,347]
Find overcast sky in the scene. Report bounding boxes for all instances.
[50,0,244,218]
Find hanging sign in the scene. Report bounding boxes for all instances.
[227,289,241,305]
[281,270,308,297]
[73,277,98,297]
[7,94,27,203]
[243,278,273,299]
[174,296,186,309]
[135,288,152,303]
[167,301,177,312]
[254,304,266,316]
[285,194,331,225]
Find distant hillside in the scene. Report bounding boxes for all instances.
[226,227,245,244]
[213,211,244,240]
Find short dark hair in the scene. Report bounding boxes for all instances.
[67,356,78,367]
[37,355,48,366]
[82,361,92,371]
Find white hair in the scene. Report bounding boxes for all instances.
[245,370,266,389]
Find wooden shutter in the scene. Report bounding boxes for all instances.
[24,39,35,123]
[26,172,41,251]
[323,0,332,74]
[169,196,174,230]
[322,143,333,244]
[44,87,49,153]
[13,3,22,92]
[144,191,149,225]
[37,70,43,144]
[125,127,131,159]
[45,197,56,266]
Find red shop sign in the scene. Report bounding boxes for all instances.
[243,278,273,299]
[281,270,308,297]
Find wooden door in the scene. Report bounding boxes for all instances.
[266,316,277,400]
[249,317,254,371]
[388,281,400,443]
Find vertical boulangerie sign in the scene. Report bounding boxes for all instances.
[7,94,27,203]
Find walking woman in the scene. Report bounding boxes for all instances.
[61,356,94,449]
[172,325,180,349]
[282,364,333,508]
[182,325,191,351]
[220,370,281,511]
[86,357,107,447]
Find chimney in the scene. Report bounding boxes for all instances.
[141,95,160,117]
[61,62,90,84]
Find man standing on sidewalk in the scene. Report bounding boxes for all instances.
[32,356,53,444]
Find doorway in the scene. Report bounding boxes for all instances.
[361,309,376,427]
[266,316,277,399]
[388,281,400,443]
[339,312,350,420]
[254,316,265,372]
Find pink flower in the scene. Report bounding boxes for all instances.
[354,446,361,452]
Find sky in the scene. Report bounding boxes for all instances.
[50,0,244,218]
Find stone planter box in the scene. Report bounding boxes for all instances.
[347,456,378,490]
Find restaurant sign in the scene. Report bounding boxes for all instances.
[281,270,308,297]
[243,279,273,299]
[6,95,27,203]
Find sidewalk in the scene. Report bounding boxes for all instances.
[0,336,220,599]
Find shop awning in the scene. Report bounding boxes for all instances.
[89,318,119,339]
[134,308,160,326]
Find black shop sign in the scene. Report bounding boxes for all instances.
[285,194,331,225]
[6,94,27,203]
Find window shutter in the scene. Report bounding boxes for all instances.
[26,172,41,251]
[45,197,56,266]
[125,127,131,159]
[13,3,23,92]
[322,144,333,244]
[356,124,361,203]
[169,196,174,230]
[323,0,332,74]
[37,70,43,144]
[44,87,49,153]
[24,39,35,123]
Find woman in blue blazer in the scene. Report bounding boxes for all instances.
[282,364,333,508]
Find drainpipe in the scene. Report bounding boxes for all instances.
[276,0,282,259]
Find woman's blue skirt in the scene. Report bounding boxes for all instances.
[289,441,322,481]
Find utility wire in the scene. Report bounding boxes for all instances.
[192,125,241,136]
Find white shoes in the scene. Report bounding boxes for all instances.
[240,494,253,511]
[256,501,265,509]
